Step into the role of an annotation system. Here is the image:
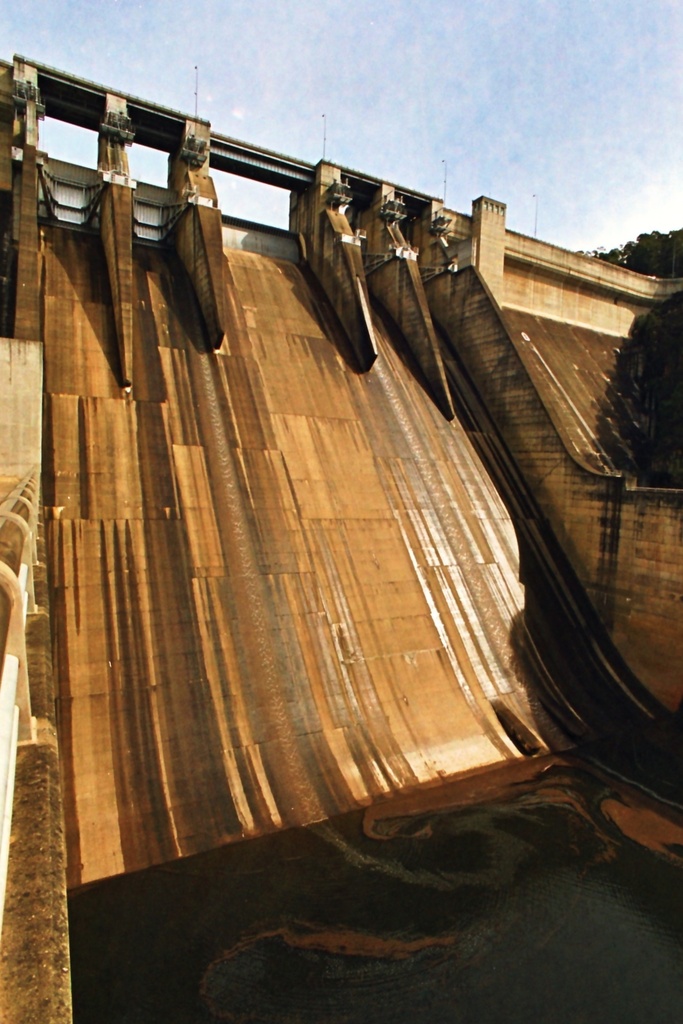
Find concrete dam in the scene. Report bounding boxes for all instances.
[2,56,683,1022]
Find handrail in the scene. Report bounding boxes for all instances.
[0,468,38,943]
[0,656,19,940]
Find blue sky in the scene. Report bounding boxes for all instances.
[4,0,682,252]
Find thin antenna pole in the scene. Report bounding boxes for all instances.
[194,66,198,119]
[322,113,326,161]
[442,159,447,207]
[533,194,538,238]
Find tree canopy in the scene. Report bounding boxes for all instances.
[626,290,683,486]
[582,228,683,485]
[586,228,683,278]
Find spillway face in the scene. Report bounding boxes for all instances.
[41,227,541,887]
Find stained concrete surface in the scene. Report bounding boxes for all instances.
[42,228,548,888]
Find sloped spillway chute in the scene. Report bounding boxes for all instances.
[42,229,561,887]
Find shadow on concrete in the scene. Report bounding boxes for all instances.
[46,229,124,385]
[436,317,665,742]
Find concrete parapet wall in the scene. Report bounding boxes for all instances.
[466,228,683,336]
[504,231,682,302]
[502,233,682,334]
[503,260,642,335]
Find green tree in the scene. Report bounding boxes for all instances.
[587,228,683,278]
[628,290,683,485]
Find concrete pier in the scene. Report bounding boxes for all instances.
[358,183,454,420]
[98,93,136,390]
[170,118,228,351]
[290,162,378,371]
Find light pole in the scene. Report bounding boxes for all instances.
[533,194,538,238]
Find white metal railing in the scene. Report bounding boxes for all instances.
[0,469,38,941]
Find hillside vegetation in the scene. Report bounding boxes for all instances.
[587,227,683,278]
[585,229,683,486]
[625,290,683,487]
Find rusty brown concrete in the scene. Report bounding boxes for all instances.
[99,185,135,389]
[97,97,136,392]
[40,227,553,888]
[12,143,40,341]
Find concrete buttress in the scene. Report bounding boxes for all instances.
[169,119,227,350]
[98,94,136,390]
[359,184,454,420]
[289,162,377,371]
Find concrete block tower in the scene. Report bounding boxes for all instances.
[471,195,506,299]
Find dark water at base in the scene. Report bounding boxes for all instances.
[69,722,683,1024]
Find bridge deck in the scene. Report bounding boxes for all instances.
[5,56,436,214]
